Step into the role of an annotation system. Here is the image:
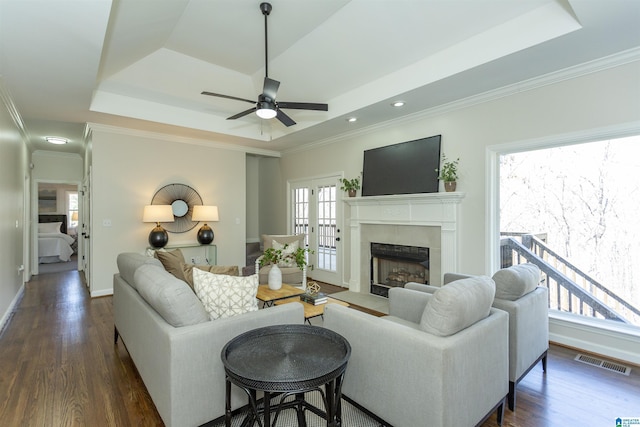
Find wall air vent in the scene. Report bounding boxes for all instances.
[574,354,631,376]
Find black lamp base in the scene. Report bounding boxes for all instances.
[197,224,214,245]
[149,225,169,248]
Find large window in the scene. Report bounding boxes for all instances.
[499,135,640,327]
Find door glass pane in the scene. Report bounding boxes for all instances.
[317,184,337,271]
[292,187,309,246]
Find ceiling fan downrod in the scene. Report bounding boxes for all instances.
[261,2,272,79]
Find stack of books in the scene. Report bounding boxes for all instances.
[300,292,328,305]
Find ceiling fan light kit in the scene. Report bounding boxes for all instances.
[256,101,277,119]
[201,2,327,127]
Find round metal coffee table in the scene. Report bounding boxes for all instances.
[221,324,351,427]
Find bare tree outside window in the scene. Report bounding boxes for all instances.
[500,135,640,327]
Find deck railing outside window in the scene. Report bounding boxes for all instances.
[501,234,640,325]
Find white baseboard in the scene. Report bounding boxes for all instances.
[549,312,640,366]
[90,288,113,298]
[0,283,25,333]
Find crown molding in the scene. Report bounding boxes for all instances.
[86,123,281,158]
[0,76,31,144]
[284,47,640,155]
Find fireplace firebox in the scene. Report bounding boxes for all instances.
[370,243,429,297]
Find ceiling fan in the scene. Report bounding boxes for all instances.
[201,2,328,127]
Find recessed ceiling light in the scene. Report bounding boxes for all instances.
[347,117,357,123]
[392,101,405,107]
[45,137,69,145]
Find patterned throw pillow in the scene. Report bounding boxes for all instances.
[272,239,298,268]
[192,269,259,320]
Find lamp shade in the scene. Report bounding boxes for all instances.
[71,211,78,221]
[143,205,174,223]
[192,205,219,222]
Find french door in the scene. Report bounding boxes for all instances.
[290,176,343,286]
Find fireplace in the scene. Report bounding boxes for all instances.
[344,193,464,294]
[370,243,429,297]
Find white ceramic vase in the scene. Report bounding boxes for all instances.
[268,264,282,290]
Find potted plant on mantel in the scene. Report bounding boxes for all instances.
[436,154,460,192]
[339,176,361,197]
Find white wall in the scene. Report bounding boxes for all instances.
[32,151,83,182]
[89,127,247,296]
[280,60,640,285]
[246,155,260,242]
[258,157,286,234]
[0,82,28,328]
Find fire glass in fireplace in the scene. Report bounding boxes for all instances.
[370,243,429,297]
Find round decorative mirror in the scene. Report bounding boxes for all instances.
[171,199,189,217]
[151,183,203,233]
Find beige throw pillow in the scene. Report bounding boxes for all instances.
[192,269,258,320]
[261,234,305,250]
[155,249,186,281]
[181,263,239,290]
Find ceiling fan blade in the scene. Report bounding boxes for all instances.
[262,77,280,100]
[276,109,296,127]
[227,107,257,120]
[277,101,328,111]
[201,91,255,105]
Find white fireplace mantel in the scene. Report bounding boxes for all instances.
[344,192,465,292]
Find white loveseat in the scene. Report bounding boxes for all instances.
[113,252,304,427]
[324,278,509,427]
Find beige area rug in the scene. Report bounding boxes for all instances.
[329,291,390,315]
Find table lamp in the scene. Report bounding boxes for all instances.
[143,205,174,248]
[192,205,219,245]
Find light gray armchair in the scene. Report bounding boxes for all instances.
[324,279,509,427]
[408,263,548,411]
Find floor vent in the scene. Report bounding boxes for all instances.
[574,354,631,376]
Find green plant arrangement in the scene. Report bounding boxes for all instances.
[339,176,361,196]
[436,154,460,182]
[260,244,314,270]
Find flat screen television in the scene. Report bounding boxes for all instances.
[361,135,441,196]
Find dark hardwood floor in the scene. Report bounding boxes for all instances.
[0,270,638,426]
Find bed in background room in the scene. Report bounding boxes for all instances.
[38,214,75,264]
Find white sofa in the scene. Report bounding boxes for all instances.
[113,252,304,427]
[324,279,509,427]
